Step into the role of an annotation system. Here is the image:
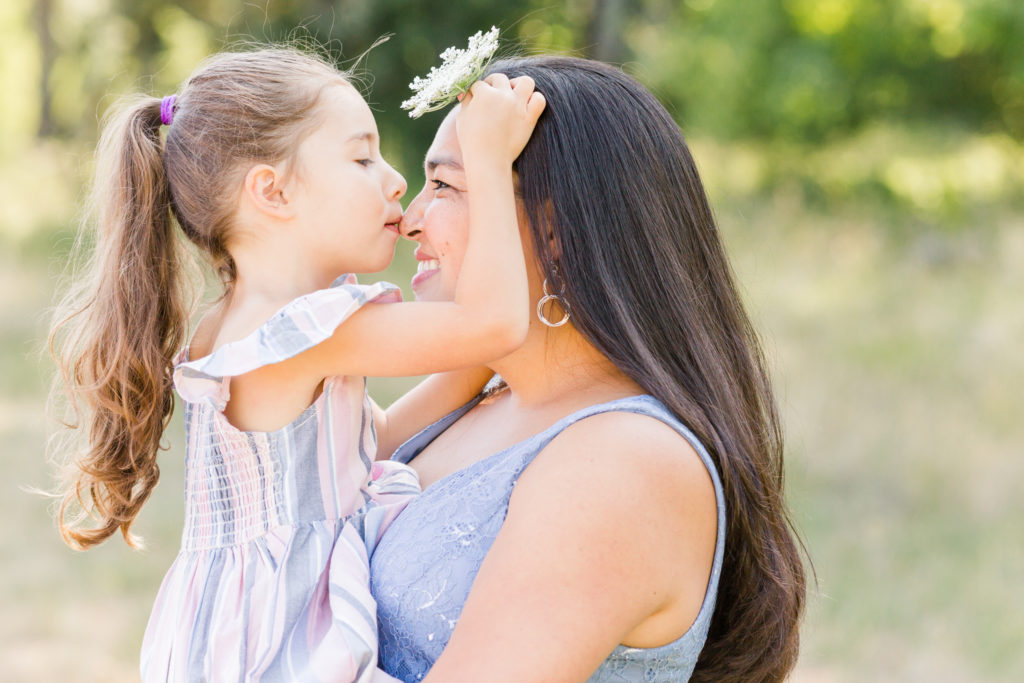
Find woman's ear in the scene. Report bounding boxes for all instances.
[518,199,562,266]
[241,164,295,220]
[542,200,561,261]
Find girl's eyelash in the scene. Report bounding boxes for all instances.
[357,159,374,167]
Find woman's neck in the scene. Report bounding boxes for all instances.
[488,318,643,408]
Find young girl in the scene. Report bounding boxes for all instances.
[48,47,544,682]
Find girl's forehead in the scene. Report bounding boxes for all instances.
[320,83,376,134]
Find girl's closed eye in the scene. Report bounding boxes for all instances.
[356,158,374,167]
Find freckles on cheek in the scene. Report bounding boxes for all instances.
[431,239,452,260]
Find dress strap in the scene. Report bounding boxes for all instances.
[517,395,721,481]
[174,275,400,407]
[391,396,482,465]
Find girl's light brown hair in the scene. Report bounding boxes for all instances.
[48,47,351,549]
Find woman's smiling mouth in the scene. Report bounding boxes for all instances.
[416,258,440,273]
[412,255,440,289]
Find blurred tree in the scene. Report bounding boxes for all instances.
[215,0,594,173]
[586,0,628,63]
[16,0,1024,149]
[35,0,56,138]
[629,0,1024,142]
[7,0,1022,220]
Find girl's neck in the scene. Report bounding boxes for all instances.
[200,245,334,356]
[487,319,643,409]
[229,239,335,310]
[231,267,327,310]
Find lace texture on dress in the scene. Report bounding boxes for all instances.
[371,394,726,682]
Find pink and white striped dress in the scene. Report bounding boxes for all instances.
[141,275,419,682]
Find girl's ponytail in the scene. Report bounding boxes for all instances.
[49,96,191,549]
[49,48,354,549]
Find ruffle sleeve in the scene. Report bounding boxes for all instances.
[174,274,401,408]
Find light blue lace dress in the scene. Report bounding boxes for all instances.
[370,393,726,682]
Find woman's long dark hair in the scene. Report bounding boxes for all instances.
[486,56,806,682]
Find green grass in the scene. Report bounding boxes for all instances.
[3,181,1022,680]
[720,199,1024,681]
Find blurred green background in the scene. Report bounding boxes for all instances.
[3,1,1022,680]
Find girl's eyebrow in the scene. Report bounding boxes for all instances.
[346,131,376,143]
[425,156,464,173]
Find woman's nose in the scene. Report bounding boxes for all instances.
[400,194,424,238]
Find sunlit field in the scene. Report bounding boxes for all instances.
[723,199,1024,682]
[2,137,1022,681]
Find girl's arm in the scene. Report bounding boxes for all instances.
[295,75,545,380]
[421,413,719,682]
[373,366,494,460]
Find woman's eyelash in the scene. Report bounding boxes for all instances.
[431,179,450,190]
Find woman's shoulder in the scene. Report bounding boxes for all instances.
[494,402,721,656]
[526,406,717,512]
[504,396,720,551]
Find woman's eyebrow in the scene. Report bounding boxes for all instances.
[425,156,464,173]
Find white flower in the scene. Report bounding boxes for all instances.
[401,26,501,118]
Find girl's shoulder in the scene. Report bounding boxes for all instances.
[175,275,401,407]
[183,303,227,362]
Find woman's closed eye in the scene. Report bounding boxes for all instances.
[430,179,451,191]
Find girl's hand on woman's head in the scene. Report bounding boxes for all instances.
[456,73,546,166]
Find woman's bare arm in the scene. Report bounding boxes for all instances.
[373,367,494,460]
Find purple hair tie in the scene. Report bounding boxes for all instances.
[160,95,177,126]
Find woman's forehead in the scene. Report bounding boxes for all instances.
[424,111,463,171]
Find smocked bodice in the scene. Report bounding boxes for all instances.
[141,275,417,683]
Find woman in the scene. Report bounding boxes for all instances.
[370,56,806,682]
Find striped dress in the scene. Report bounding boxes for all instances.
[141,275,420,683]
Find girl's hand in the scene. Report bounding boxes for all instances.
[456,73,546,166]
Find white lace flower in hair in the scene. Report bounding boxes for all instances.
[401,26,500,118]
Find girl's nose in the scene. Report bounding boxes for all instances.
[389,166,407,201]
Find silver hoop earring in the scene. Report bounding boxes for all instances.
[536,278,571,328]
